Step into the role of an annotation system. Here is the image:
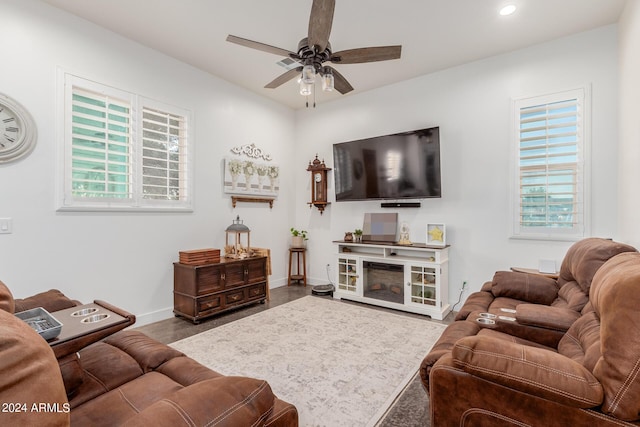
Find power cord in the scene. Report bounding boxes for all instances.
[326,264,334,285]
[451,281,468,311]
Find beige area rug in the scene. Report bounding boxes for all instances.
[170,296,445,427]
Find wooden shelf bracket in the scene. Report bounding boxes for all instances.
[231,196,275,209]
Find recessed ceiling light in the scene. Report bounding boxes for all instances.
[499,5,517,16]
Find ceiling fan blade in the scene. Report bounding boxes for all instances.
[326,66,354,94]
[331,45,402,64]
[264,67,303,89]
[227,35,296,58]
[308,0,335,52]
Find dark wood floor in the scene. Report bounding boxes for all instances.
[135,285,453,344]
[134,285,453,427]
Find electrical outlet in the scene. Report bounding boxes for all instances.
[0,218,12,234]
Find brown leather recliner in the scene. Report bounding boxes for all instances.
[0,281,298,426]
[427,251,640,426]
[456,238,637,346]
[420,238,637,392]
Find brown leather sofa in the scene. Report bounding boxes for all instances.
[0,281,298,426]
[455,238,636,345]
[421,238,637,385]
[427,251,640,426]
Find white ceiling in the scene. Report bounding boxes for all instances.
[42,0,626,109]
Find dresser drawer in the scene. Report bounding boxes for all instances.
[224,289,246,306]
[197,294,222,316]
[247,283,266,301]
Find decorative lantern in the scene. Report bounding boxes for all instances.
[225,215,251,259]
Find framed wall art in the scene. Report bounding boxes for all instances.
[224,158,279,196]
[426,223,446,247]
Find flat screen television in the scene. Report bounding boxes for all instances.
[333,126,441,201]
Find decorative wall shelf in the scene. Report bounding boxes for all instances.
[231,196,275,209]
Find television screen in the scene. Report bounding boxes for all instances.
[333,127,441,201]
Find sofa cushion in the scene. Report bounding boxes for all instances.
[590,252,640,421]
[69,340,145,409]
[491,271,559,305]
[71,372,183,426]
[452,335,603,408]
[103,330,185,372]
[121,377,276,427]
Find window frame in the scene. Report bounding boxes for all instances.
[510,87,591,241]
[57,72,193,212]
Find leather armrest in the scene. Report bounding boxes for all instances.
[516,304,580,332]
[455,289,494,321]
[491,271,559,305]
[14,289,79,313]
[50,301,136,359]
[451,335,603,408]
[122,376,276,427]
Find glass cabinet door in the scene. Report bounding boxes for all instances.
[337,257,358,293]
[409,265,437,306]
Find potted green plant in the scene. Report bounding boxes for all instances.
[290,228,308,247]
[354,229,363,242]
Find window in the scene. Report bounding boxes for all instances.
[512,88,589,240]
[58,73,192,211]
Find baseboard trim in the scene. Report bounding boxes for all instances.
[135,307,174,327]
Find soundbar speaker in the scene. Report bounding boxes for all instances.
[381,202,421,208]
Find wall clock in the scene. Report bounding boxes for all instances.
[0,92,37,164]
[306,154,331,214]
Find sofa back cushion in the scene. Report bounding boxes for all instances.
[552,281,589,311]
[590,252,640,421]
[557,310,601,371]
[557,238,637,294]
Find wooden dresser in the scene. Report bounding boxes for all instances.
[173,256,267,323]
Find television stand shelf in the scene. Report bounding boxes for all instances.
[332,241,450,320]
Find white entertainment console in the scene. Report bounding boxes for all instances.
[333,241,450,320]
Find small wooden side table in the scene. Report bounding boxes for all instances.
[288,247,307,286]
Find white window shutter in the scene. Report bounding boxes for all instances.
[512,88,588,240]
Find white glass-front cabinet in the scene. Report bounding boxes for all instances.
[336,255,359,295]
[333,242,450,320]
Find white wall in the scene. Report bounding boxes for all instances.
[618,0,640,248]
[0,0,295,324]
[0,0,624,323]
[294,25,621,303]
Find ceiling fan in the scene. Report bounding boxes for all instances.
[226,0,401,100]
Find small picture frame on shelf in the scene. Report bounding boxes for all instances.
[426,223,446,247]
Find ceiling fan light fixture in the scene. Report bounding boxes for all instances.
[300,80,313,96]
[322,68,334,92]
[302,63,316,84]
